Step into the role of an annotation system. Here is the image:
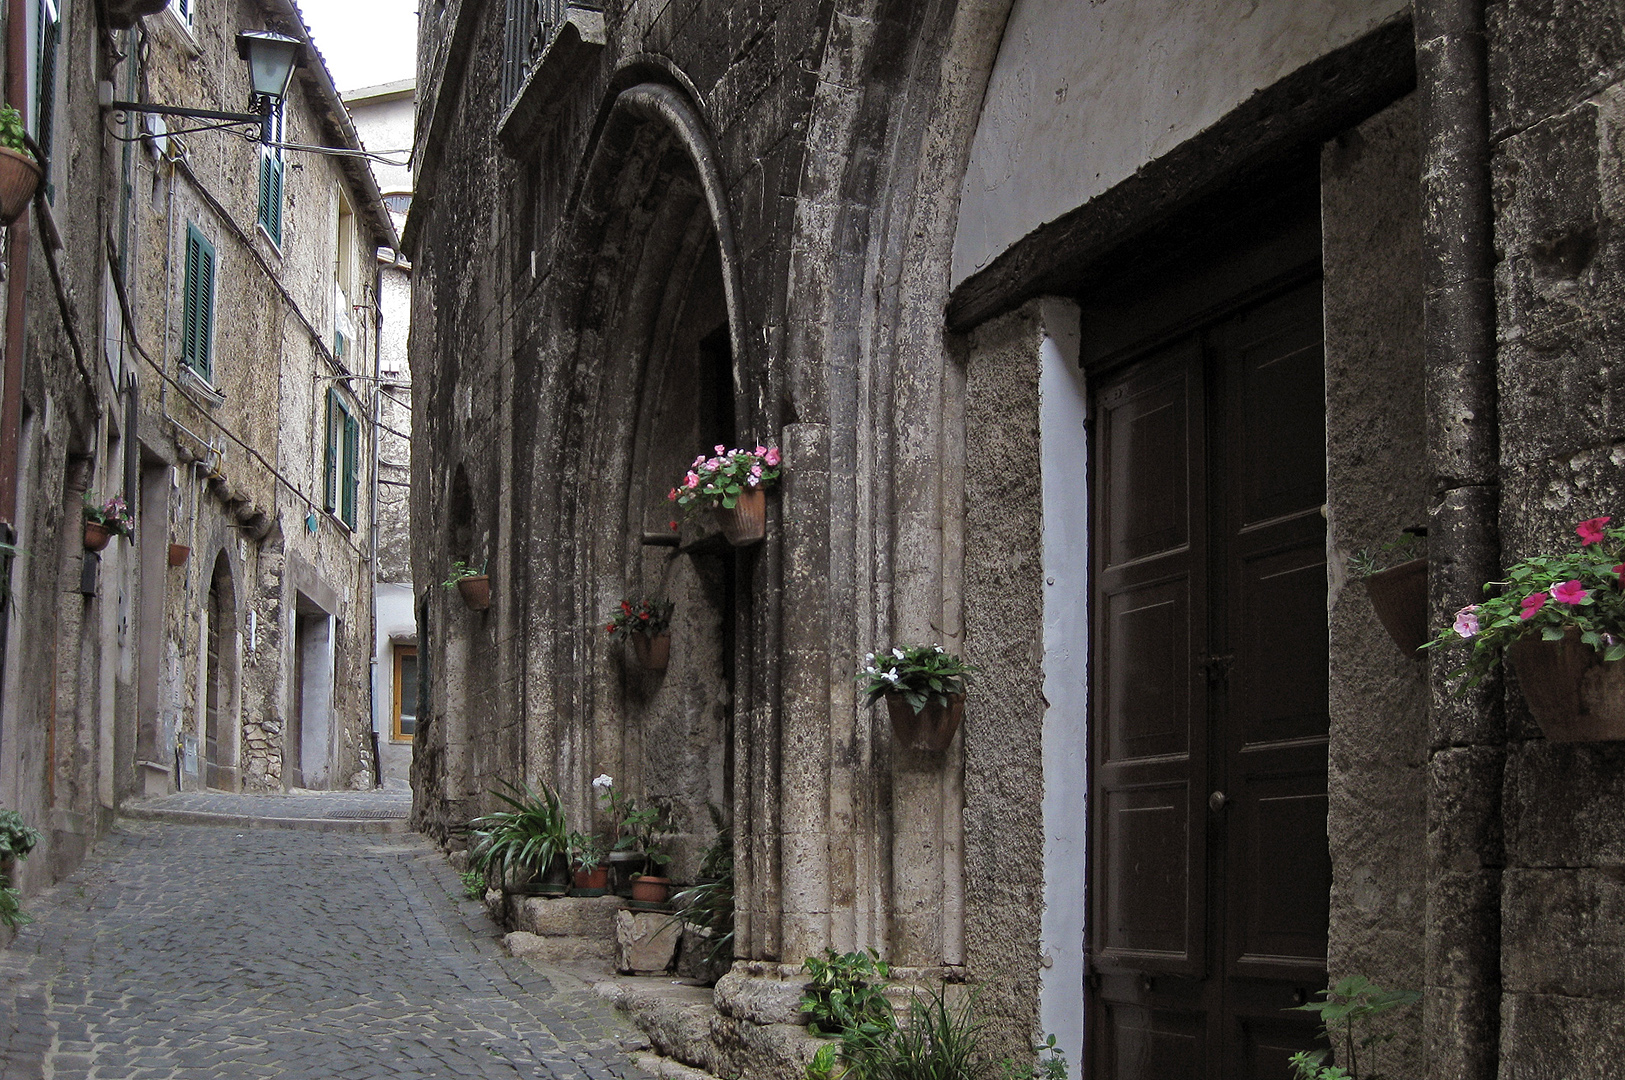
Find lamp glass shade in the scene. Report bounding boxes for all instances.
[237,32,301,102]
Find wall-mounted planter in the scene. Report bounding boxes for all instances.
[631,632,671,671]
[885,691,965,753]
[168,543,190,567]
[456,575,491,611]
[715,489,766,546]
[83,521,113,552]
[1364,557,1428,655]
[0,147,41,226]
[1507,631,1625,742]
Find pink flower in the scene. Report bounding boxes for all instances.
[714,445,726,455]
[667,487,678,501]
[1553,579,1589,605]
[1520,592,1549,620]
[754,445,767,456]
[1453,606,1480,639]
[764,447,781,466]
[1576,516,1612,545]
[750,464,762,477]
[693,455,706,468]
[1615,563,1625,588]
[684,471,699,488]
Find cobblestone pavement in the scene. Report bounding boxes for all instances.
[0,820,653,1080]
[121,790,414,833]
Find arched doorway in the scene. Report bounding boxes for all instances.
[202,552,238,790]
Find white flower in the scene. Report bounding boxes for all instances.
[864,652,875,664]
[882,668,903,686]
[892,647,905,660]
[591,774,614,790]
[863,666,878,677]
[933,644,944,653]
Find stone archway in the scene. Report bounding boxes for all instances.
[202,551,241,791]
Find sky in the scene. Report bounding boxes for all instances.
[299,0,419,94]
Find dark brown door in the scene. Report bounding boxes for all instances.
[1088,278,1330,1080]
[205,569,223,789]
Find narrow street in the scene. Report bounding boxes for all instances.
[0,800,652,1080]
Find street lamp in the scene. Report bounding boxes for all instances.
[104,30,304,144]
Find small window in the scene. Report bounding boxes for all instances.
[257,102,285,247]
[170,0,191,24]
[323,388,360,530]
[34,0,60,174]
[382,192,413,215]
[181,223,216,379]
[392,644,417,740]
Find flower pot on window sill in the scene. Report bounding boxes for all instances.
[83,521,113,553]
[1507,631,1625,743]
[715,489,765,547]
[884,691,964,753]
[1364,558,1428,655]
[456,575,490,611]
[0,147,41,226]
[631,632,670,671]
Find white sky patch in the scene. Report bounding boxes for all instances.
[300,0,419,93]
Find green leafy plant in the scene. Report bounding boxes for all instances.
[567,830,605,873]
[1000,1034,1067,1080]
[463,778,571,887]
[857,645,972,716]
[669,444,783,517]
[604,597,674,641]
[801,947,895,1041]
[1425,515,1625,685]
[841,985,983,1080]
[0,881,30,929]
[458,868,486,900]
[0,809,41,861]
[82,494,135,537]
[0,105,29,156]
[593,773,674,875]
[1288,975,1420,1080]
[442,559,486,588]
[1347,530,1423,578]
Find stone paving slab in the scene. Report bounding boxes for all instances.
[0,820,655,1079]
[121,790,414,834]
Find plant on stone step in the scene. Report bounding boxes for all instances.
[801,947,895,1041]
[1288,975,1421,1080]
[1000,1034,1067,1080]
[840,985,983,1080]
[0,879,30,929]
[464,778,571,887]
[458,868,485,900]
[671,803,734,965]
[0,809,41,861]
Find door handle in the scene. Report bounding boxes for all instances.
[1209,790,1228,813]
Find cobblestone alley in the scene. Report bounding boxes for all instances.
[0,808,653,1080]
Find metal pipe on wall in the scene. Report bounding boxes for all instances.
[1416,1,1503,1077]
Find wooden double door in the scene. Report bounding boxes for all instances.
[1087,277,1331,1080]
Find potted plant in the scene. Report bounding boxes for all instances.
[464,779,571,895]
[567,831,608,895]
[668,444,782,546]
[1349,530,1427,654]
[82,494,134,552]
[605,597,675,670]
[443,559,489,611]
[0,105,40,226]
[1427,515,1625,741]
[594,773,675,903]
[0,809,40,931]
[858,644,973,752]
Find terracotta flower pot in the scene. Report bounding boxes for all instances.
[456,574,490,611]
[884,691,965,752]
[1364,558,1429,655]
[168,543,190,567]
[1506,631,1625,742]
[572,865,609,895]
[83,521,113,552]
[630,876,671,904]
[0,146,41,226]
[631,632,671,671]
[715,488,766,546]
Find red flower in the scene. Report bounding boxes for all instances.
[667,488,679,502]
[621,601,632,614]
[605,624,615,633]
[1615,563,1625,589]
[1553,579,1589,605]
[1520,592,1549,620]
[670,520,679,531]
[1576,516,1612,545]
[638,612,649,620]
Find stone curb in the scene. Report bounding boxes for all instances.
[118,805,411,834]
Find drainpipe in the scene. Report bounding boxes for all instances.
[0,0,35,752]
[1417,2,1502,1078]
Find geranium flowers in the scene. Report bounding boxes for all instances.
[668,445,783,517]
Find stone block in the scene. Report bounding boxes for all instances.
[675,924,730,985]
[1500,990,1625,1080]
[1425,868,1501,989]
[714,966,809,1026]
[503,929,614,966]
[1505,739,1625,866]
[1489,0,1625,136]
[1502,868,1625,996]
[1426,745,1505,873]
[513,894,623,937]
[617,909,681,974]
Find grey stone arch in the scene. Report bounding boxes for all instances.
[200,547,242,791]
[520,75,756,886]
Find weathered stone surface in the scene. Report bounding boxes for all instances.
[1499,991,1625,1080]
[1489,0,1625,136]
[714,966,807,1026]
[1501,868,1625,996]
[1504,740,1625,866]
[504,929,615,965]
[617,909,682,974]
[515,893,624,937]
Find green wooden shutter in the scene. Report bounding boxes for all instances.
[323,389,337,512]
[182,224,215,379]
[342,409,359,529]
[258,153,283,246]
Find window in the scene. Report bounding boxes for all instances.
[257,102,285,246]
[169,0,191,24]
[181,223,216,379]
[392,644,417,740]
[323,387,359,529]
[34,0,60,172]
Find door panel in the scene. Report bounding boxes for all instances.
[1090,277,1328,1080]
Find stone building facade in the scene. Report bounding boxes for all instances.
[0,0,392,924]
[406,1,1625,1077]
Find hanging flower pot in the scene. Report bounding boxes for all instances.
[884,691,965,753]
[1506,631,1625,742]
[0,145,41,227]
[716,488,766,547]
[631,631,671,671]
[456,575,491,611]
[1364,557,1429,654]
[83,521,113,553]
[168,543,190,567]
